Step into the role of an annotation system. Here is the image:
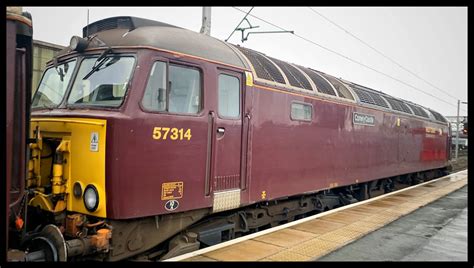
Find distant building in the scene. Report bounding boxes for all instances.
[32,39,65,93]
[446,116,467,134]
[446,116,468,148]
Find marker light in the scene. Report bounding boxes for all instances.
[73,182,83,198]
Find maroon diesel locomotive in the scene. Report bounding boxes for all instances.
[13,16,450,261]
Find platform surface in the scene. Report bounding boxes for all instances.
[319,185,467,261]
[166,169,468,262]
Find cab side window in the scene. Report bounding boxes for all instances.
[142,62,202,114]
[142,61,167,111]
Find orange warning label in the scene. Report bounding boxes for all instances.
[161,181,184,200]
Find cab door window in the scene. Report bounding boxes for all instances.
[218,74,240,118]
[169,65,201,114]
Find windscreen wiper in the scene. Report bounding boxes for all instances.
[82,48,113,80]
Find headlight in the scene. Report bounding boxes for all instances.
[69,35,88,52]
[83,185,99,212]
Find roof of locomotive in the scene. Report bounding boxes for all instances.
[78,16,248,69]
[58,16,447,125]
[227,45,448,124]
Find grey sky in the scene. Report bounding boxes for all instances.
[24,6,467,116]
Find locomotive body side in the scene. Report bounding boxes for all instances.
[31,47,449,219]
[246,82,449,201]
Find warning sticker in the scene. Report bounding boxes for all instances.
[161,181,184,200]
[245,71,254,87]
[90,132,99,152]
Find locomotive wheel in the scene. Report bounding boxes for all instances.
[25,225,67,261]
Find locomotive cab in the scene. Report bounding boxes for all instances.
[22,16,250,261]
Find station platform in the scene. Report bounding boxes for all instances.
[166,169,468,262]
[319,184,467,261]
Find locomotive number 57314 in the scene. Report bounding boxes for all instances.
[152,127,192,141]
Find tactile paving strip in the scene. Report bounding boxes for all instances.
[318,228,364,244]
[253,228,316,247]
[344,221,384,234]
[319,211,369,224]
[169,170,467,262]
[291,219,346,234]
[263,250,310,261]
[346,205,384,216]
[288,238,340,258]
[202,240,282,261]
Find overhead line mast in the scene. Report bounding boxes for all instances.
[200,7,211,36]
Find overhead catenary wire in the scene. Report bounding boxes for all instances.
[231,7,466,113]
[307,7,460,102]
[225,6,255,42]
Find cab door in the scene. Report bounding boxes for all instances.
[210,70,244,212]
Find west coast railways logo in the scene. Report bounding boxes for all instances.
[165,200,179,211]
